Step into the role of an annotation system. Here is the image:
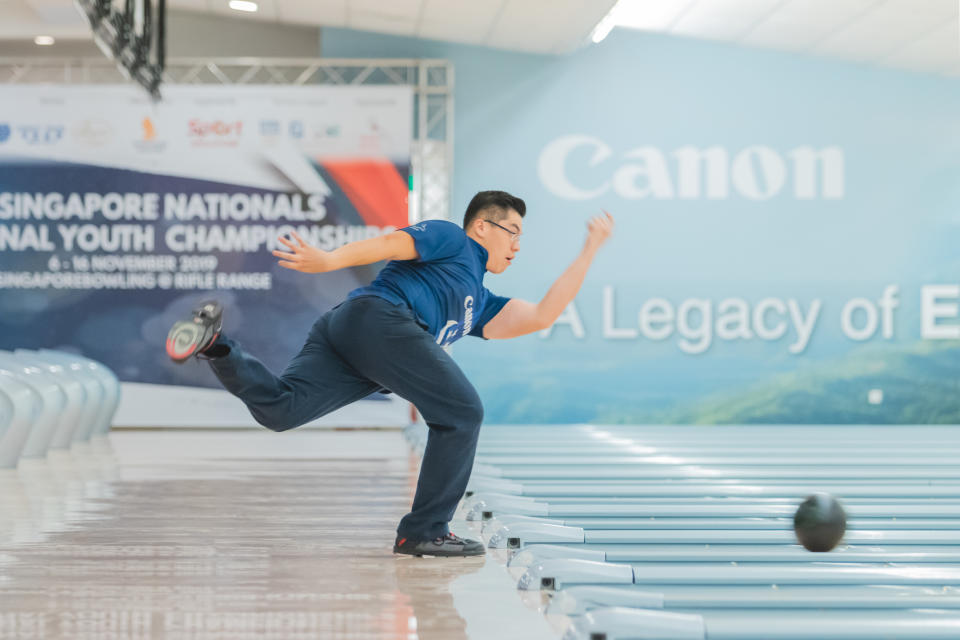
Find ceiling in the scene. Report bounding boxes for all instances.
[0,0,957,75]
[0,0,619,54]
[611,0,960,76]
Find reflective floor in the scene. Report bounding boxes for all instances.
[0,431,555,640]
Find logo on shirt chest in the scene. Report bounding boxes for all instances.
[436,295,474,346]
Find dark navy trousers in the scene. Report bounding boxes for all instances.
[206,295,484,542]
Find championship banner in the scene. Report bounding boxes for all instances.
[0,85,413,425]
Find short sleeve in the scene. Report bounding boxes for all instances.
[469,289,511,338]
[400,220,466,262]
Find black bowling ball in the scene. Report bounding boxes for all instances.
[793,493,847,552]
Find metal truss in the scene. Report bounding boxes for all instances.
[0,57,454,222]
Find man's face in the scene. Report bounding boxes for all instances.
[480,209,523,274]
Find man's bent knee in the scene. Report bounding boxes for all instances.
[263,421,300,433]
[251,410,302,433]
[463,398,484,430]
[421,395,484,432]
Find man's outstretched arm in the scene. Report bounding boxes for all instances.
[483,212,614,339]
[272,230,418,273]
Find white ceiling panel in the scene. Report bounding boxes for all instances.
[417,19,489,45]
[883,19,958,73]
[277,0,346,24]
[0,0,89,37]
[168,0,211,12]
[740,0,877,50]
[613,0,959,76]
[350,0,422,15]
[416,0,503,44]
[486,0,615,53]
[883,0,958,19]
[772,0,879,25]
[612,0,695,32]
[347,9,417,37]
[24,0,87,24]
[419,0,502,28]
[1,0,50,22]
[550,0,621,52]
[813,2,950,62]
[483,0,560,51]
[672,0,785,41]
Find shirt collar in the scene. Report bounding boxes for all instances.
[467,236,489,273]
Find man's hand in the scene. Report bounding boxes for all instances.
[272,232,333,273]
[583,211,614,254]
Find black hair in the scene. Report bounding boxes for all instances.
[462,190,526,229]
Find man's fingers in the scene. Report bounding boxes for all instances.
[586,212,613,248]
[277,236,297,251]
[586,214,613,243]
[290,231,307,247]
[277,260,301,270]
[272,250,297,260]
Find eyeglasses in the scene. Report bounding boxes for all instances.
[483,219,522,243]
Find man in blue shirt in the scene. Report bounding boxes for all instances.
[166,190,613,557]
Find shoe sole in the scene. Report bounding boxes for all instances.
[393,547,485,558]
[166,321,216,363]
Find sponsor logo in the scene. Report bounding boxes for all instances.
[71,119,113,146]
[305,122,341,141]
[538,135,844,201]
[260,119,280,136]
[188,119,242,146]
[0,124,9,143]
[436,320,459,346]
[133,116,167,152]
[143,117,157,141]
[291,122,343,148]
[17,124,64,145]
[358,117,385,152]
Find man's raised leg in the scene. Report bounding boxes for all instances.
[166,301,380,432]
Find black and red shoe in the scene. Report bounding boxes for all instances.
[393,532,485,557]
[165,301,223,363]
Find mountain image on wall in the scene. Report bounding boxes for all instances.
[647,340,960,425]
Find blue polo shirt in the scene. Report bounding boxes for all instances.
[348,220,510,346]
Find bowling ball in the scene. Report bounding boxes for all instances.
[794,493,846,552]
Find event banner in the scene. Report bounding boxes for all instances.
[0,85,412,395]
[363,29,960,425]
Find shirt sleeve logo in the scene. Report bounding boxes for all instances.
[463,296,474,335]
[436,320,459,346]
[435,296,474,346]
